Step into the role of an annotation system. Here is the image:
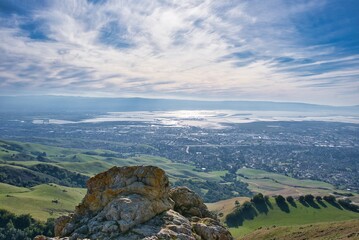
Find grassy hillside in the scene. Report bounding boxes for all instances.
[206,197,250,217]
[207,196,359,239]
[0,139,233,219]
[0,182,28,193]
[0,139,226,182]
[0,183,86,221]
[236,168,355,198]
[241,219,359,240]
[0,164,88,187]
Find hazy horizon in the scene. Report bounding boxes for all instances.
[1,94,359,107]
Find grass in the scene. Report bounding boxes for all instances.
[237,168,334,189]
[57,161,114,176]
[207,197,359,239]
[206,197,250,216]
[0,139,228,182]
[0,183,86,221]
[240,219,359,240]
[235,167,355,197]
[0,182,29,194]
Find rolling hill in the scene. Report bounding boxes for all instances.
[207,196,359,239]
[0,182,86,220]
[0,139,234,219]
[241,219,359,240]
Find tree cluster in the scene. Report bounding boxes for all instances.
[0,209,54,240]
[225,201,257,227]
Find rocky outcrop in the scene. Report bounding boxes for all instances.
[192,218,234,240]
[37,166,233,240]
[170,187,215,219]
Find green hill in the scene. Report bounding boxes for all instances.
[0,164,88,188]
[236,168,340,197]
[0,139,226,183]
[208,196,359,239]
[0,183,86,221]
[0,139,238,219]
[241,219,359,240]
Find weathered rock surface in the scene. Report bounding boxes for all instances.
[37,166,233,240]
[170,187,215,219]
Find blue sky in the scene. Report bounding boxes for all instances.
[0,0,358,105]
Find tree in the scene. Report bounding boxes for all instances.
[252,193,265,204]
[286,196,294,203]
[338,199,359,212]
[0,209,55,238]
[304,194,314,203]
[323,195,336,202]
[242,201,253,210]
[315,196,322,201]
[275,195,286,205]
[6,219,14,230]
[14,214,32,230]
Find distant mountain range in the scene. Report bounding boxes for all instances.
[0,95,358,113]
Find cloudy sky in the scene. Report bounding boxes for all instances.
[0,0,358,105]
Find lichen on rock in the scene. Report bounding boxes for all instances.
[37,165,233,240]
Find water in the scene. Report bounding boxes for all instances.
[32,110,359,129]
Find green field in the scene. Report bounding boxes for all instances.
[241,219,359,240]
[237,168,333,189]
[236,168,354,198]
[208,197,359,239]
[0,183,86,221]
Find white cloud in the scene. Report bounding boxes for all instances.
[0,0,358,105]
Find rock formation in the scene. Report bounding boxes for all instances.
[36,166,233,240]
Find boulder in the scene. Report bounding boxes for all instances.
[170,186,215,219]
[76,165,173,216]
[192,218,234,240]
[37,166,233,240]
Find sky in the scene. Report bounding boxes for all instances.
[0,0,358,105]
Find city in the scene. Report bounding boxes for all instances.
[1,112,358,193]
